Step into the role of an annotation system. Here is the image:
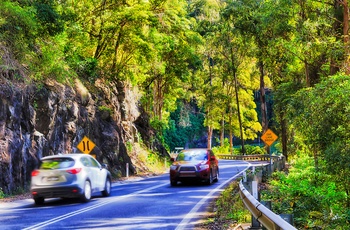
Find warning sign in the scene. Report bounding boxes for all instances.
[261,129,278,146]
[77,136,96,154]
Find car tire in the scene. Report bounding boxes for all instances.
[214,169,219,182]
[170,180,177,186]
[34,197,45,205]
[206,171,213,185]
[102,178,111,197]
[81,180,92,202]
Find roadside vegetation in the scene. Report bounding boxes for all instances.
[262,153,348,229]
[196,181,251,229]
[2,0,350,227]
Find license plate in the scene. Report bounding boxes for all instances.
[179,172,196,177]
[47,176,59,181]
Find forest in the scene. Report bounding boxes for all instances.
[1,0,350,228]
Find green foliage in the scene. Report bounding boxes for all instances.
[212,141,265,155]
[2,1,350,228]
[212,138,231,155]
[98,105,112,115]
[33,0,64,36]
[261,153,349,228]
[215,181,251,223]
[289,74,350,207]
[0,187,4,199]
[126,141,133,153]
[163,100,206,150]
[0,1,38,61]
[244,145,266,155]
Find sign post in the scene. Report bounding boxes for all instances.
[261,129,278,174]
[77,136,96,154]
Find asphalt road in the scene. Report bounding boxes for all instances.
[0,160,250,230]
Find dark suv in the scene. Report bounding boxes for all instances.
[169,148,219,186]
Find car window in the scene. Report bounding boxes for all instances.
[177,150,208,161]
[40,158,75,169]
[89,157,101,168]
[80,157,91,167]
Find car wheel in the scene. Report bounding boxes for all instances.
[34,197,45,205]
[81,180,92,202]
[206,171,213,185]
[214,169,219,182]
[170,180,177,186]
[102,178,111,197]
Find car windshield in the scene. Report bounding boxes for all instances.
[176,150,207,161]
[40,158,75,169]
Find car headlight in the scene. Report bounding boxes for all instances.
[170,165,178,170]
[199,164,209,170]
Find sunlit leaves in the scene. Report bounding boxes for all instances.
[263,154,347,227]
[0,1,38,60]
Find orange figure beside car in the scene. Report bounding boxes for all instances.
[169,148,219,186]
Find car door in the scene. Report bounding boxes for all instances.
[88,156,105,191]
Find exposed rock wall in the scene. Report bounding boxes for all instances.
[0,76,167,194]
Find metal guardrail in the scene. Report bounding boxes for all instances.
[239,180,297,230]
[218,154,296,229]
[217,154,286,172]
[218,154,271,161]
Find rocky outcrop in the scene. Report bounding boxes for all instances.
[0,76,168,194]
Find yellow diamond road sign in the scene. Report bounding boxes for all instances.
[261,129,278,146]
[77,136,96,154]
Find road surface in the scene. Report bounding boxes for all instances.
[0,160,250,230]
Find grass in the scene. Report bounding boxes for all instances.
[196,181,251,229]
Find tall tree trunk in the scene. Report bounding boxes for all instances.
[342,0,350,74]
[259,60,268,133]
[229,105,233,154]
[229,129,233,155]
[331,0,342,74]
[220,112,225,146]
[207,56,213,149]
[153,77,164,120]
[234,70,245,154]
[231,47,245,154]
[207,125,213,149]
[279,109,288,161]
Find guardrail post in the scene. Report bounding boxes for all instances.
[280,214,294,225]
[251,178,262,229]
[126,163,129,178]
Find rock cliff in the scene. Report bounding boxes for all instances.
[0,75,168,194]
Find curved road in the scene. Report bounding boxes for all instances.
[0,160,250,230]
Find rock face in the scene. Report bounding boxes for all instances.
[0,77,168,194]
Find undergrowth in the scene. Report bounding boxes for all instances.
[215,181,251,223]
[199,180,251,229]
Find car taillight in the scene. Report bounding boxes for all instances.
[66,168,82,174]
[31,170,40,177]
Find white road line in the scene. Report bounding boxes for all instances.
[23,182,168,230]
[175,163,251,230]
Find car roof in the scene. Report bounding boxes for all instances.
[41,153,89,160]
